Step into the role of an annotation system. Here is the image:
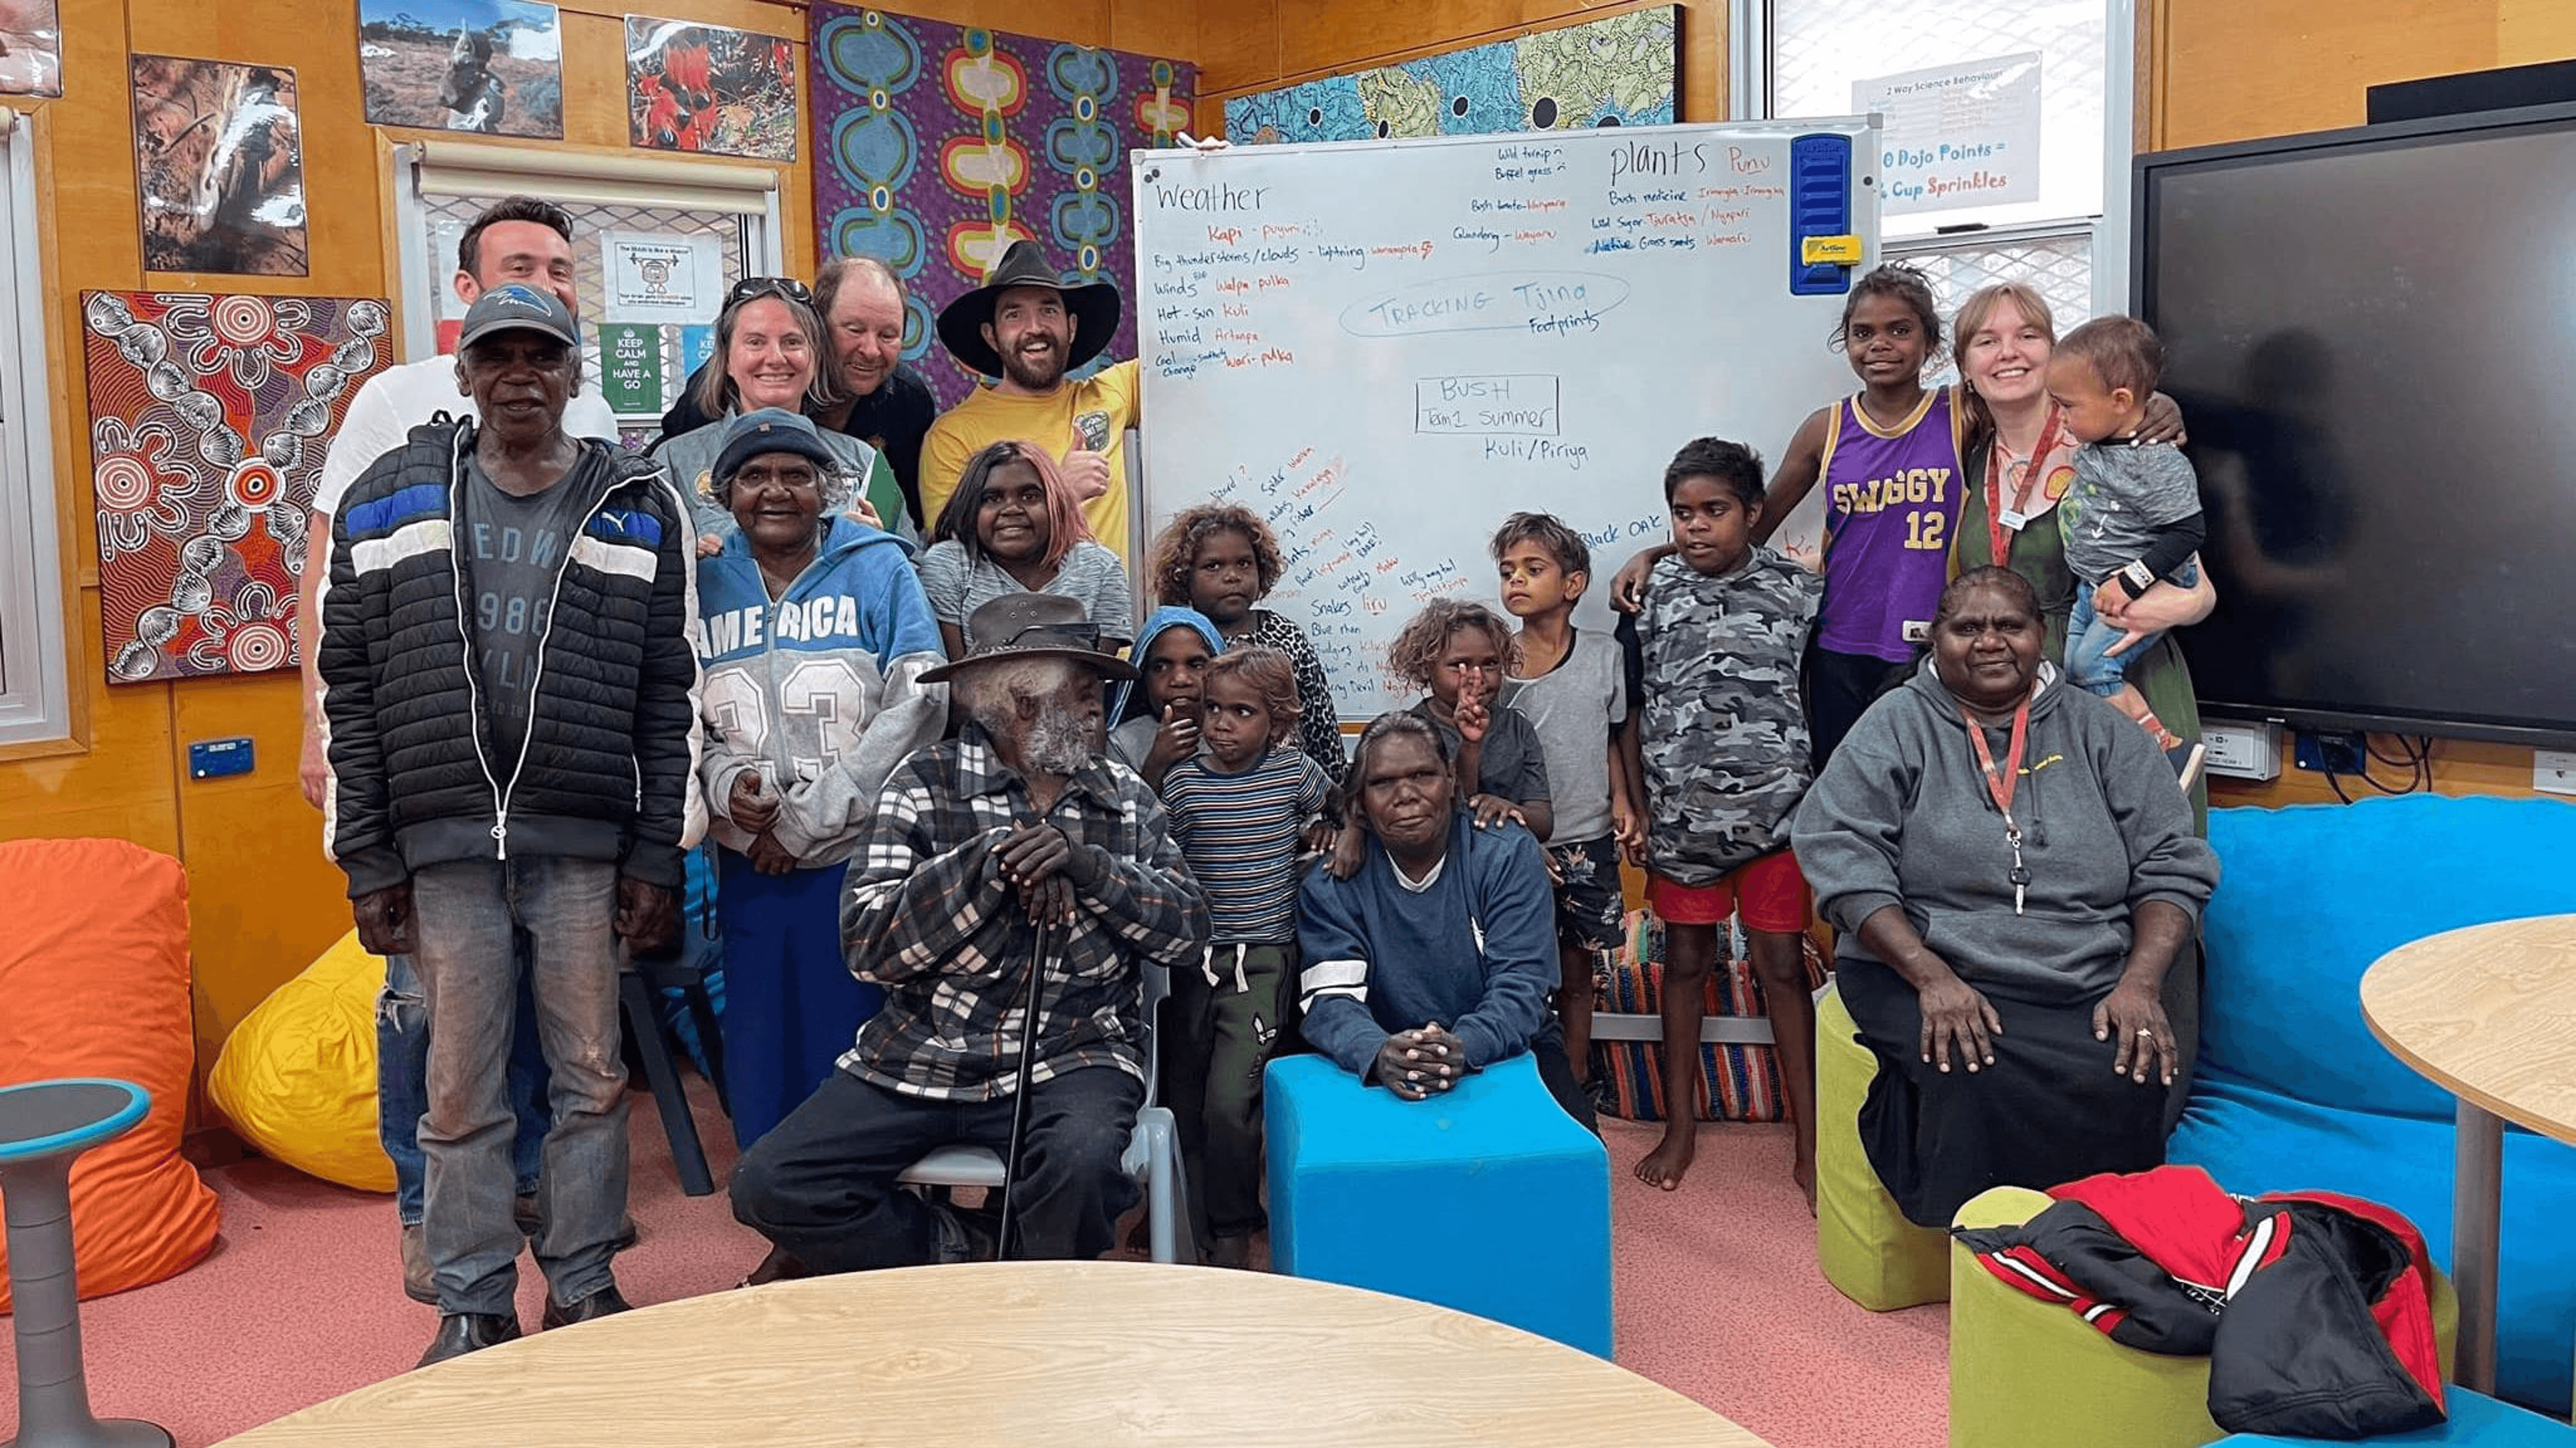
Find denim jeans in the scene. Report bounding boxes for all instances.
[2067,558,2201,697]
[410,856,630,1315]
[378,952,551,1225]
[729,1064,1143,1271]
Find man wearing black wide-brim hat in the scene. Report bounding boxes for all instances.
[918,239,1140,562]
[729,593,1208,1272]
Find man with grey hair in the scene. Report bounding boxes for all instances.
[729,593,1207,1272]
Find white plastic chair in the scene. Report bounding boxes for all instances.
[896,960,1195,1264]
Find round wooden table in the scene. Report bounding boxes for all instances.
[2361,915,2576,1396]
[213,1261,1767,1446]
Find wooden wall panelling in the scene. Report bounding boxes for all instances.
[1194,0,1279,97]
[169,674,354,1082]
[2153,0,2500,150]
[0,0,178,857]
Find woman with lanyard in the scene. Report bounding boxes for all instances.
[1791,568,2218,1227]
[1950,282,2215,822]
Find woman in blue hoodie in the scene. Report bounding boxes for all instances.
[695,410,948,1151]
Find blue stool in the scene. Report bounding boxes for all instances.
[2212,1387,2576,1443]
[1264,1052,1612,1357]
[1,1079,170,1448]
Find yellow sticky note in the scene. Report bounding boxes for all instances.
[1801,234,1864,265]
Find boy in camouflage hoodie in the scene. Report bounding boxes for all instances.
[1617,438,1824,1201]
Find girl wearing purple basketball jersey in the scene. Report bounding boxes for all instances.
[1611,266,2183,769]
[1752,266,1961,767]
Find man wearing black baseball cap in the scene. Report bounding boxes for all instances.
[318,281,703,1365]
[296,198,630,1313]
[918,241,1139,560]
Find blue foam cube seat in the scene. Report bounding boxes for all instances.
[2173,797,2576,1411]
[1263,1052,1612,1357]
[2213,1387,2576,1444]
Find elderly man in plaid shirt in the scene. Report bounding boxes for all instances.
[730,594,1209,1272]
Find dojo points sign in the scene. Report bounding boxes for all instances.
[1855,53,2041,216]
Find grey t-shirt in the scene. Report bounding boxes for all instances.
[2058,441,2202,586]
[1408,696,1550,808]
[1499,629,1625,844]
[917,538,1135,648]
[458,455,591,766]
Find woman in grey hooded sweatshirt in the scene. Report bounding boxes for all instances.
[1793,567,2219,1226]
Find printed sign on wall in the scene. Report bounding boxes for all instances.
[597,322,664,414]
[1855,53,2041,216]
[601,230,722,322]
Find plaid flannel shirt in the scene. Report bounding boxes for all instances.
[837,725,1210,1101]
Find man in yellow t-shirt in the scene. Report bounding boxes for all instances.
[921,240,1141,562]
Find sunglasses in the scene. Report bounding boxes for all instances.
[726,276,813,308]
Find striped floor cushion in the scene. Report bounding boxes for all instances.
[1591,910,1825,1123]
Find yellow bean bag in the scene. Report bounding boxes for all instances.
[208,929,394,1192]
[1816,982,1950,1310]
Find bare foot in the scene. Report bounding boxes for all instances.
[1793,1157,1818,1216]
[1634,1128,1697,1190]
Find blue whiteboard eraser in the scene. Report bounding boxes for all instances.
[1788,133,1856,296]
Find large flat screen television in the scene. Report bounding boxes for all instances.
[2136,101,2576,747]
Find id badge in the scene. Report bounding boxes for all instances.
[1997,507,2030,531]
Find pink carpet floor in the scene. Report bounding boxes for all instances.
[1,1081,1947,1446]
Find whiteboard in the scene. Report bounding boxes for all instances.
[1133,121,1880,720]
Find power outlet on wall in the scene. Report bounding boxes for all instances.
[2291,729,2368,774]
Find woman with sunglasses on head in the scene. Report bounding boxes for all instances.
[652,276,911,558]
[657,259,941,533]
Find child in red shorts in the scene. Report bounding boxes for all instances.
[1617,438,1824,1201]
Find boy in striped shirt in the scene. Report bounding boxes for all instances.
[1160,647,1337,1267]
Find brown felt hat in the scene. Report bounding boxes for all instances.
[918,593,1136,685]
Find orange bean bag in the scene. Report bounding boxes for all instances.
[0,838,220,1309]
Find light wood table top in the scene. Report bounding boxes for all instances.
[2361,914,2576,1146]
[216,1261,1766,1447]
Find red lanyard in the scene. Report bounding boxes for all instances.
[1961,695,2032,827]
[1962,693,2036,912]
[1984,409,2065,568]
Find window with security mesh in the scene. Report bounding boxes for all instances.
[418,195,753,444]
[1753,0,2126,322]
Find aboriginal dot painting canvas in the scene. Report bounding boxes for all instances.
[82,291,392,683]
[1224,8,1677,146]
[807,5,1195,409]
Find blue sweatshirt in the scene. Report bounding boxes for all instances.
[696,514,947,867]
[1296,811,1557,1074]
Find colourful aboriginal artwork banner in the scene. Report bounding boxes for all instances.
[83,291,392,683]
[808,5,1194,408]
[1225,7,1677,145]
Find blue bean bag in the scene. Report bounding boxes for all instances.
[2172,797,2576,1411]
